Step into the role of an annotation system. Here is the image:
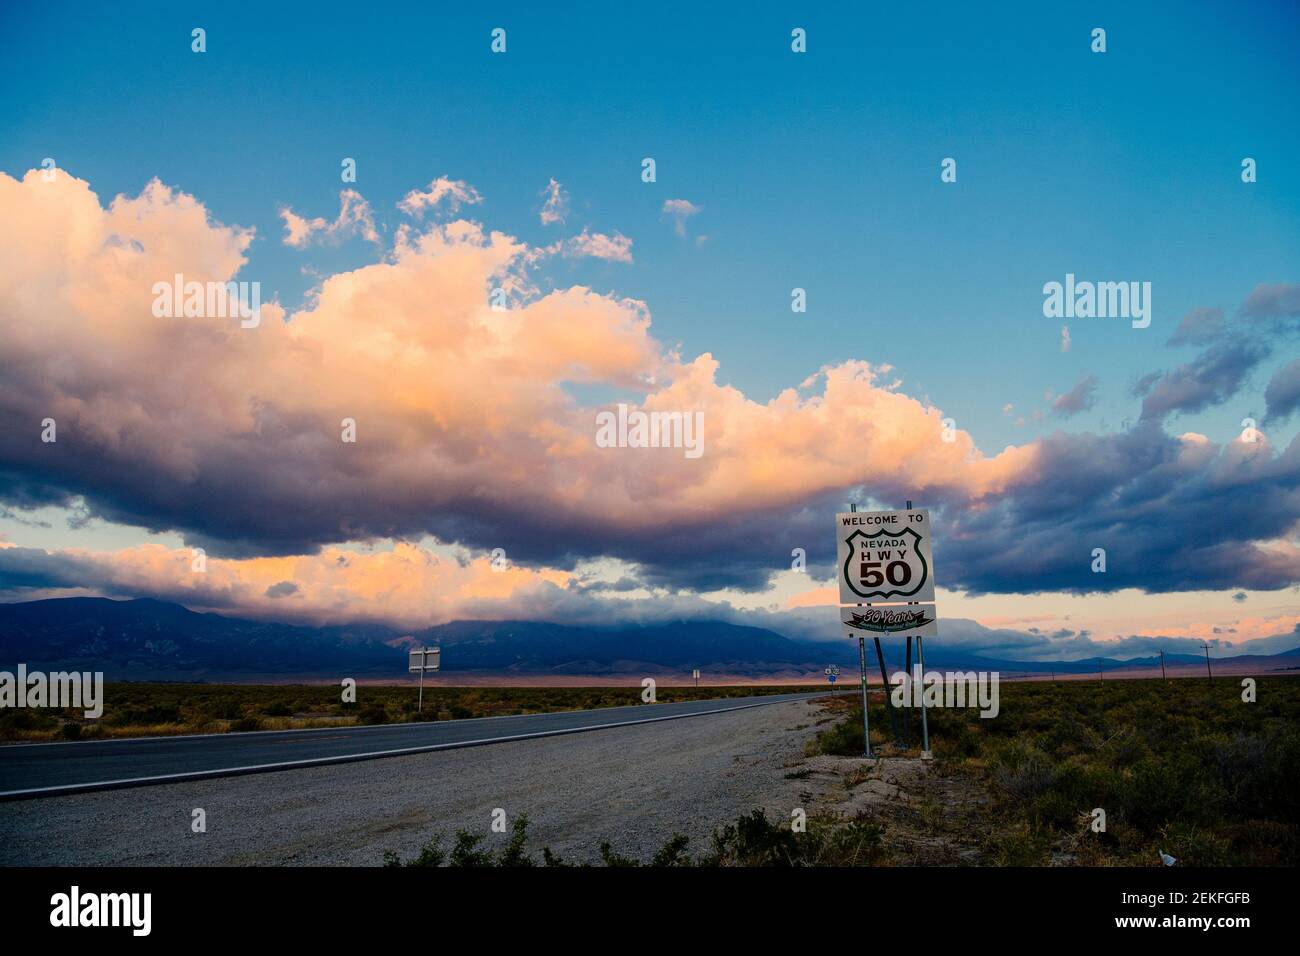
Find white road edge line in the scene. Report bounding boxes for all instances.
[2,690,829,748]
[0,694,836,801]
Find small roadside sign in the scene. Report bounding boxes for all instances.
[825,665,839,684]
[409,647,441,673]
[409,646,440,713]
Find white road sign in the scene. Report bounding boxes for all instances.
[840,604,938,638]
[408,647,441,673]
[836,508,935,604]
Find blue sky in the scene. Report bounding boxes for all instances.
[1,1,1298,657]
[3,1,1296,446]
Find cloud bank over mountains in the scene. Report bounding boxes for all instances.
[0,170,1297,642]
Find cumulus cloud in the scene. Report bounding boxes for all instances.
[0,541,571,630]
[539,178,568,225]
[557,228,633,263]
[397,176,482,218]
[279,189,379,247]
[662,198,701,237]
[0,168,1297,608]
[7,539,1296,658]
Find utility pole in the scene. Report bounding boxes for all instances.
[1203,643,1213,684]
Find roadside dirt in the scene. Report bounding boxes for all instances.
[779,737,997,865]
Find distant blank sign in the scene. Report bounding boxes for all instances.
[409,647,441,672]
[836,508,936,605]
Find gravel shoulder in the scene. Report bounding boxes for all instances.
[0,698,836,866]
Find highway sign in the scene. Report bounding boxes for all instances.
[408,647,441,673]
[840,604,938,638]
[825,665,839,684]
[836,508,935,604]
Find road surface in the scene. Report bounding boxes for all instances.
[0,696,838,865]
[0,691,838,800]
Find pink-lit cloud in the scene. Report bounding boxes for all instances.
[0,168,1297,612]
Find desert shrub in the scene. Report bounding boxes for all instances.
[108,703,181,726]
[202,700,244,721]
[989,743,1058,801]
[1118,753,1218,829]
[988,821,1049,866]
[0,709,58,736]
[1157,822,1234,867]
[383,809,879,868]
[703,809,801,866]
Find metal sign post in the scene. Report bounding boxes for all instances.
[916,633,931,759]
[847,503,872,759]
[873,635,899,744]
[408,646,441,712]
[902,635,913,747]
[857,634,872,759]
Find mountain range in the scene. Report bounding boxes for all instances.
[0,597,1296,681]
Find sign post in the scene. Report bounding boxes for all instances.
[902,636,913,747]
[873,635,899,743]
[857,633,872,758]
[837,503,938,758]
[916,634,931,758]
[408,646,441,712]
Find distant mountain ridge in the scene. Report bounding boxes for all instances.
[0,597,1295,680]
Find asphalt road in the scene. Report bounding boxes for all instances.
[0,691,839,800]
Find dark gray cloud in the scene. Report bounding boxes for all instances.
[1264,358,1300,424]
[1167,306,1225,347]
[930,422,1300,595]
[1241,282,1300,320]
[0,546,94,591]
[1052,374,1099,417]
[1138,340,1270,421]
